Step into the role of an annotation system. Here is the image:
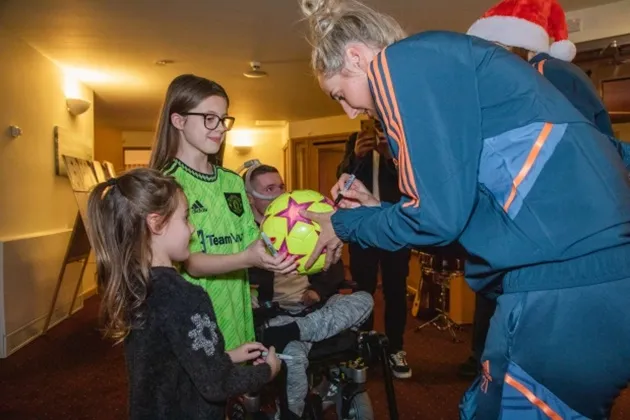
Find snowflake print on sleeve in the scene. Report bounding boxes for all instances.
[188,313,219,356]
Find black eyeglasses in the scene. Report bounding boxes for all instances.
[180,113,235,131]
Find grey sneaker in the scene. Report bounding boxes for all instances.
[389,350,412,379]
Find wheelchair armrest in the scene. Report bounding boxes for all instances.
[308,330,358,362]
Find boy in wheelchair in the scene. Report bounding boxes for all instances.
[241,162,374,419]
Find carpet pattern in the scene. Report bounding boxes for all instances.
[0,294,628,419]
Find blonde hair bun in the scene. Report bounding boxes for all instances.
[297,0,406,76]
[300,0,340,41]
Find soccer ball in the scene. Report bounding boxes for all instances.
[261,189,335,276]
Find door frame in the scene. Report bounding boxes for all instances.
[288,132,353,190]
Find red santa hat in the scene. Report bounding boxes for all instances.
[467,0,576,62]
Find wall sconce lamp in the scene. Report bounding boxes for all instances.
[66,98,92,116]
[233,145,253,154]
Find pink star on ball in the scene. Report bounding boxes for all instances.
[274,197,314,232]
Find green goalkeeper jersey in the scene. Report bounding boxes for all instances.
[165,159,258,350]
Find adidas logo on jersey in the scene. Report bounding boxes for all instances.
[191,200,207,214]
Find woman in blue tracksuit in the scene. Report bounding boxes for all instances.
[297,0,630,419]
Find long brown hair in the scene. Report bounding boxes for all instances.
[149,74,230,171]
[86,169,182,342]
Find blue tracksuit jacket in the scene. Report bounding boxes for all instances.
[331,31,630,294]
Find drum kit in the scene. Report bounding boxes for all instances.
[413,251,464,342]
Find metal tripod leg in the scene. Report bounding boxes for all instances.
[415,274,462,342]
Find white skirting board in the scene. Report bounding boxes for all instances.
[0,229,96,358]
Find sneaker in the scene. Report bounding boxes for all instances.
[389,351,412,379]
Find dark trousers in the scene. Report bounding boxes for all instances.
[348,243,410,353]
[471,292,497,363]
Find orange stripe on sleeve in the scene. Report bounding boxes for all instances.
[504,374,563,420]
[368,58,402,150]
[368,54,413,199]
[378,52,420,208]
[503,123,553,212]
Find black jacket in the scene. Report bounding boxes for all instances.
[125,267,270,419]
[336,132,402,204]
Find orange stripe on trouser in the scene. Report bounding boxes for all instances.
[504,374,563,420]
[503,123,553,212]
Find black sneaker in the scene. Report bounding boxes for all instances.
[389,351,412,379]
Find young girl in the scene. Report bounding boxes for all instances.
[86,168,281,419]
[149,74,298,351]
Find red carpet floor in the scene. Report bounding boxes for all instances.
[0,294,628,419]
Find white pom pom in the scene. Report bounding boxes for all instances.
[550,39,576,62]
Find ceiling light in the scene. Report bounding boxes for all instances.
[243,61,268,79]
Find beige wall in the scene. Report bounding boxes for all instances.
[94,124,123,173]
[0,32,93,239]
[223,127,288,174]
[566,1,630,44]
[122,130,154,148]
[0,28,95,356]
[289,114,363,139]
[119,127,289,176]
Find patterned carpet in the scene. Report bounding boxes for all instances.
[0,294,628,419]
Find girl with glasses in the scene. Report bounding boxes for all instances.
[150,74,298,351]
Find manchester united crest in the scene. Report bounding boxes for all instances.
[224,192,244,217]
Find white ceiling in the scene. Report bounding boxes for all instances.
[0,0,617,131]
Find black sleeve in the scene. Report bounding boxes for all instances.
[307,260,345,300]
[382,155,398,177]
[336,133,358,178]
[248,267,274,303]
[157,283,271,401]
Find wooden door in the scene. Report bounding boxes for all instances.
[310,140,352,276]
[311,139,346,198]
[292,139,309,190]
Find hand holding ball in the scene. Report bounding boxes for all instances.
[261,190,335,275]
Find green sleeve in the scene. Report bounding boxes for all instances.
[238,179,260,247]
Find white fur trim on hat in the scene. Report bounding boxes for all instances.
[467,16,550,54]
[549,39,576,62]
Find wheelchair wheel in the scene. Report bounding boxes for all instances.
[337,392,374,420]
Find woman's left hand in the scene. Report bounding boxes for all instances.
[299,209,343,271]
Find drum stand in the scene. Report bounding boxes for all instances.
[415,272,462,342]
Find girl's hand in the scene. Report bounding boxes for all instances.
[264,346,282,380]
[245,240,298,274]
[227,342,267,364]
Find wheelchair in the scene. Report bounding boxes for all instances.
[227,296,400,420]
